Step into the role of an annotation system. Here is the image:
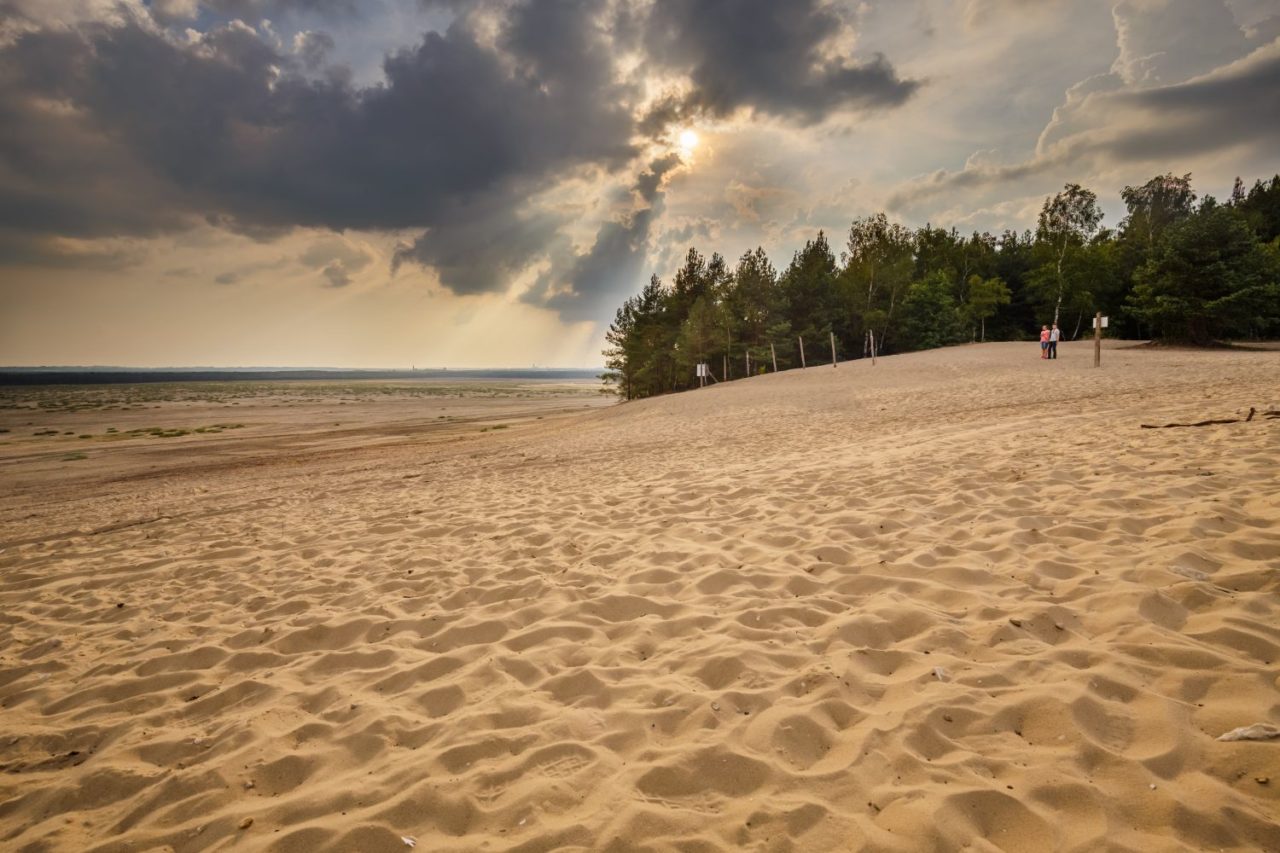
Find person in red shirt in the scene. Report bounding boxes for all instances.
[1039,325,1050,359]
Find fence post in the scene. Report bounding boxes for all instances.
[798,336,806,369]
[870,330,877,366]
[830,332,838,368]
[770,342,778,372]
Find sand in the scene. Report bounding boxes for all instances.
[0,342,1277,852]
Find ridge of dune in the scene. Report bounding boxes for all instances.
[1,341,1278,852]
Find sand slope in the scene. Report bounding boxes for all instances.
[1,342,1278,852]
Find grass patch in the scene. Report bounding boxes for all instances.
[61,453,88,462]
[194,423,245,434]
[1,380,600,413]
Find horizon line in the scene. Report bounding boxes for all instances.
[0,365,606,372]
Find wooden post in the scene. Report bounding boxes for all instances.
[770,342,778,372]
[1093,311,1102,368]
[798,336,806,369]
[830,332,837,367]
[745,350,750,377]
[723,353,728,382]
[869,330,877,366]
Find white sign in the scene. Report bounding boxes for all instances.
[696,363,706,377]
[1093,316,1109,329]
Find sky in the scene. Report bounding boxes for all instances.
[2,0,1279,367]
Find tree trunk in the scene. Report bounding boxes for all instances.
[1187,315,1211,346]
[1053,254,1063,327]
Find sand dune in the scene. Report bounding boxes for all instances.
[1,342,1278,851]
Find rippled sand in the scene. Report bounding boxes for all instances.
[1,343,1277,852]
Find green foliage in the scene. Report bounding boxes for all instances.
[1233,174,1280,243]
[728,247,782,350]
[962,275,1011,341]
[1128,203,1279,343]
[899,272,962,351]
[675,296,723,375]
[840,214,915,354]
[1034,182,1104,328]
[782,231,838,346]
[602,171,1280,400]
[1121,173,1196,253]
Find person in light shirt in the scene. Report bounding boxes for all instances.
[1048,323,1061,359]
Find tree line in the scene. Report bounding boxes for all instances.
[602,173,1280,399]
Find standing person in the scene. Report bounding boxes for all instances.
[1049,323,1061,359]
[1040,325,1050,359]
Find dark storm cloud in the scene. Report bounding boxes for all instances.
[0,10,635,238]
[0,232,146,270]
[1108,44,1280,160]
[0,0,921,315]
[388,0,640,295]
[527,153,682,322]
[1116,42,1280,144]
[294,29,335,69]
[642,0,919,125]
[886,40,1280,212]
[299,233,372,288]
[391,189,565,296]
[150,0,366,24]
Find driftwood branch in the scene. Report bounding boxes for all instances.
[1141,407,1277,429]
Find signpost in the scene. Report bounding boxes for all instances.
[1093,313,1107,368]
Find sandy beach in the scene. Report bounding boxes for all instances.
[1,342,1277,852]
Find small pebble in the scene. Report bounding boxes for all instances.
[238,817,253,830]
[244,780,255,790]
[1257,777,1270,785]
[1009,618,1022,627]
[711,702,720,711]
[1148,784,1156,790]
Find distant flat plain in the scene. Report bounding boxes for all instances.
[0,379,611,512]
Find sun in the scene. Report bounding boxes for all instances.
[677,129,699,154]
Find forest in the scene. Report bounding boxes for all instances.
[602,173,1280,400]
